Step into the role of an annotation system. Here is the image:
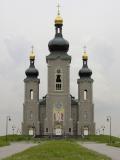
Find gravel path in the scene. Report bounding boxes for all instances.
[0,142,37,159]
[79,142,120,160]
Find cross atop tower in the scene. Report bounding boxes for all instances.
[83,46,87,53]
[57,0,61,15]
[29,45,35,60]
[31,45,34,54]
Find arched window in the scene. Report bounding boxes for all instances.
[84,90,87,100]
[46,128,48,132]
[58,28,60,33]
[83,61,87,66]
[30,90,33,100]
[55,69,62,91]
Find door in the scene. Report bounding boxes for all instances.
[29,128,34,136]
[84,127,89,136]
[55,128,62,135]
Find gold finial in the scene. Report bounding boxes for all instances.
[82,46,88,60]
[30,46,35,60]
[55,0,63,25]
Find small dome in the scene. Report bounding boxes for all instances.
[79,66,92,78]
[55,15,63,25]
[48,33,69,52]
[25,65,39,78]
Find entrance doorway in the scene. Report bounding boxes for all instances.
[55,128,62,135]
[29,128,34,136]
[83,127,89,136]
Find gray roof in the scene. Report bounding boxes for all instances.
[71,99,78,105]
[39,94,78,106]
[39,95,46,106]
[70,95,78,105]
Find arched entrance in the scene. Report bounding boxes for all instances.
[83,126,89,136]
[29,128,34,136]
[54,124,62,135]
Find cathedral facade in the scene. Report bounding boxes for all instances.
[22,12,95,136]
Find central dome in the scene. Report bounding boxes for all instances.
[48,33,69,52]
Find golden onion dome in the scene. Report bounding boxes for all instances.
[30,52,35,60]
[29,46,35,60]
[55,15,63,25]
[82,52,88,60]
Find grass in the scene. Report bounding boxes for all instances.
[2,140,111,160]
[0,135,33,147]
[1,134,120,148]
[78,135,120,147]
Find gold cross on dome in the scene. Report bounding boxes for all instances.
[83,46,87,53]
[57,1,60,15]
[31,46,34,54]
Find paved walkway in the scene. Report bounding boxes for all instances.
[79,142,120,160]
[0,142,37,159]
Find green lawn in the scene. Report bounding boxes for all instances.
[0,135,32,147]
[0,137,8,147]
[1,134,120,148]
[3,140,111,160]
[78,135,120,147]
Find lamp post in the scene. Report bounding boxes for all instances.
[107,116,111,144]
[6,116,11,143]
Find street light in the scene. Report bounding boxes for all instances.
[6,116,11,143]
[107,116,112,144]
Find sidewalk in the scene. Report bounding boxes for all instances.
[0,142,37,159]
[79,142,120,160]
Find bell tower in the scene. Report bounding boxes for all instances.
[22,47,40,136]
[77,48,95,135]
[45,6,73,136]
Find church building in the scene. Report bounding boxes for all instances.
[22,9,95,136]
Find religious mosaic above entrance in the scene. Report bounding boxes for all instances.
[53,103,64,122]
[53,103,64,135]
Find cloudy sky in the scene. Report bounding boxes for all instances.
[0,0,120,136]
